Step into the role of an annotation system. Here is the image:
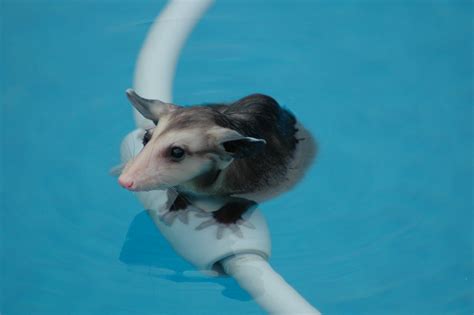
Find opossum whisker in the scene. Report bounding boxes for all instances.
[109,163,126,177]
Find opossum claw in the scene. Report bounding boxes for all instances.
[157,190,191,225]
[195,219,216,230]
[194,212,213,218]
[160,211,176,225]
[178,210,189,224]
[214,223,243,239]
[159,208,189,225]
[237,219,255,229]
[109,163,126,177]
[194,210,247,239]
[229,224,244,238]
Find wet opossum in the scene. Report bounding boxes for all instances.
[118,89,316,227]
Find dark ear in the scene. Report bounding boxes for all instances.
[210,127,266,159]
[126,89,178,123]
[222,137,266,159]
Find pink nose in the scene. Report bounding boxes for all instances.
[118,176,134,190]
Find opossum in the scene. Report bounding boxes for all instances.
[118,89,316,230]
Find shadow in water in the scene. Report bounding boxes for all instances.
[120,211,251,301]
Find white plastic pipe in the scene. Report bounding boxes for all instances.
[125,0,321,314]
[221,254,320,315]
[132,0,214,129]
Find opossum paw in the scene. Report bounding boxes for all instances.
[159,192,190,225]
[218,223,243,239]
[235,218,256,229]
[194,199,257,239]
[195,218,249,239]
[194,213,255,230]
[169,193,190,211]
[160,208,189,225]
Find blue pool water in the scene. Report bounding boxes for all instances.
[1,1,472,314]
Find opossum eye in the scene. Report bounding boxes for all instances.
[170,146,185,161]
[143,129,152,146]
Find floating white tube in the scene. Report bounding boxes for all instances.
[132,0,214,129]
[123,0,321,314]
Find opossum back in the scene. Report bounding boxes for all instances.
[232,121,317,203]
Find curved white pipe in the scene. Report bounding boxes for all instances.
[132,0,214,128]
[221,254,320,315]
[127,0,321,314]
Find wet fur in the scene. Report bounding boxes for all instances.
[165,94,317,202]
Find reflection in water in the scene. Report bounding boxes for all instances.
[120,211,251,302]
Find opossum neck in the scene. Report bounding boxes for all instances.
[177,168,222,194]
[175,169,228,212]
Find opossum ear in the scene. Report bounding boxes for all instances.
[126,89,178,123]
[211,128,266,159]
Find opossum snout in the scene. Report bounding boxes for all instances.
[118,175,135,190]
[117,166,167,192]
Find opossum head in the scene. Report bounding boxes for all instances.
[118,89,266,192]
